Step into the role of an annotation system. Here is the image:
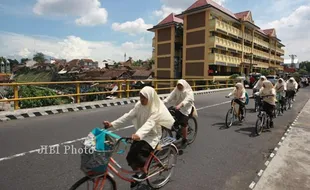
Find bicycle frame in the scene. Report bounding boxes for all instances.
[86,140,171,189]
[231,99,240,118]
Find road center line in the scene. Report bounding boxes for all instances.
[0,100,230,163]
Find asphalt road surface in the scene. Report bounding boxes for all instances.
[0,87,309,190]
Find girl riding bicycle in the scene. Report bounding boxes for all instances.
[163,79,198,149]
[103,86,175,189]
[226,82,246,121]
[258,80,276,128]
[275,78,286,114]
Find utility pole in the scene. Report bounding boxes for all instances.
[289,54,297,68]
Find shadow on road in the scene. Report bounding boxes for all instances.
[212,122,227,130]
[235,126,257,137]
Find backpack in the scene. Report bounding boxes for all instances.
[245,91,249,105]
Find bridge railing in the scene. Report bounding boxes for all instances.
[0,79,236,110]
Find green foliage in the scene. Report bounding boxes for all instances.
[6,86,66,109]
[298,69,308,75]
[21,58,29,64]
[33,52,45,63]
[299,61,310,72]
[229,74,240,79]
[260,69,271,76]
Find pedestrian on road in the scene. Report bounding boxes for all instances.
[103,86,175,189]
[163,79,198,149]
[259,80,276,128]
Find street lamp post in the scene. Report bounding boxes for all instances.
[289,54,297,68]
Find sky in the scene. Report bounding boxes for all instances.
[0,0,309,62]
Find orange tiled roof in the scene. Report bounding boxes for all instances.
[185,0,237,19]
[148,13,183,30]
[235,11,250,20]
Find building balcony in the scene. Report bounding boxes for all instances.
[243,46,252,54]
[152,38,155,47]
[244,33,253,42]
[210,19,242,38]
[253,49,269,59]
[276,47,284,54]
[253,60,269,69]
[210,36,242,52]
[275,56,284,63]
[208,53,242,66]
[253,37,269,49]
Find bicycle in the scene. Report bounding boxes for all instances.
[286,90,295,109]
[164,106,198,145]
[255,96,273,135]
[70,130,178,190]
[275,93,284,117]
[225,97,246,128]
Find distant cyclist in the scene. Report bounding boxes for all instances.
[226,82,246,121]
[257,81,276,128]
[286,77,298,102]
[274,78,286,114]
[163,79,197,148]
[253,76,267,95]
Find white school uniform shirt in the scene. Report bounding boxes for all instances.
[111,86,175,149]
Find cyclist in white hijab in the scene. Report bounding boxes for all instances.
[103,86,175,186]
[226,82,246,120]
[163,79,197,148]
[259,80,276,127]
[275,78,286,113]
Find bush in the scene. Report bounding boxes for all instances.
[6,86,67,109]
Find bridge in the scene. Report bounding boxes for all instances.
[0,87,309,190]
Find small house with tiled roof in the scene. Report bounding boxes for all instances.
[148,0,285,81]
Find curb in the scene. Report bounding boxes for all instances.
[0,87,233,122]
[248,102,307,189]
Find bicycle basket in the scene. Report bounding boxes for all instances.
[80,134,115,175]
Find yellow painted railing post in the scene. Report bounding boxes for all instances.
[226,80,228,88]
[154,81,158,92]
[193,81,196,91]
[76,83,80,104]
[206,80,209,89]
[126,81,130,98]
[13,84,19,110]
[117,81,122,99]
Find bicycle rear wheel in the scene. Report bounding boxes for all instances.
[146,144,178,189]
[255,115,264,136]
[225,108,234,128]
[69,174,116,190]
[187,117,198,144]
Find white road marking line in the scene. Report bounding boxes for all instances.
[270,153,275,158]
[258,169,264,176]
[265,160,270,166]
[0,100,244,162]
[274,147,278,152]
[249,181,256,189]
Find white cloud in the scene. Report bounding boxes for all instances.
[261,5,310,61]
[33,0,108,26]
[0,32,152,62]
[153,0,225,20]
[112,18,153,35]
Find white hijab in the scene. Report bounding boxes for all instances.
[232,82,245,98]
[256,76,267,88]
[136,86,175,130]
[275,78,286,91]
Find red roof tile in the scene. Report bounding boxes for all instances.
[185,0,237,19]
[263,29,275,36]
[157,13,183,26]
[235,11,250,20]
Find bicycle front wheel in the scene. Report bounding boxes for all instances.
[69,174,116,190]
[146,144,178,189]
[225,108,234,128]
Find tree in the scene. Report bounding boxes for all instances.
[260,69,271,76]
[133,59,143,66]
[21,58,30,64]
[299,61,310,73]
[298,69,308,75]
[33,52,45,63]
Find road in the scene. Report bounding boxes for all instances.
[0,87,309,190]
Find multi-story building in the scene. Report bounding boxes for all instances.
[148,0,285,80]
